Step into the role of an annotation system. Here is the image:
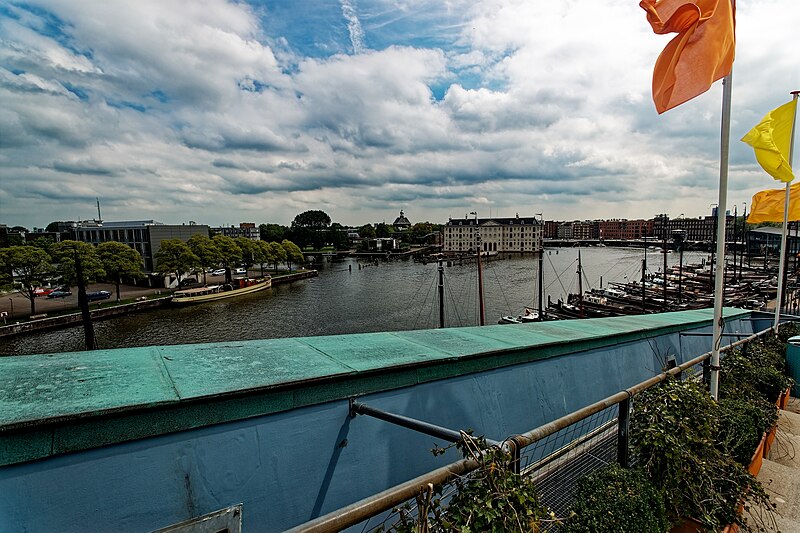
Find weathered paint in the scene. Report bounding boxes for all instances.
[0,308,754,531]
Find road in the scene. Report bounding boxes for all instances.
[0,274,231,321]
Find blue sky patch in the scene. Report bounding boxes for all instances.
[106,99,146,113]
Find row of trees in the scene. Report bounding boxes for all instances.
[0,235,305,316]
[0,240,144,315]
[260,210,442,251]
[155,235,304,286]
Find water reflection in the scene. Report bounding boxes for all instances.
[1,248,696,356]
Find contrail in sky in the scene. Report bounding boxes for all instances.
[340,0,365,54]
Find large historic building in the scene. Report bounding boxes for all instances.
[443,215,543,254]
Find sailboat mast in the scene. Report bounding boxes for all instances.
[662,216,667,311]
[538,250,544,318]
[438,259,445,328]
[641,258,647,313]
[732,204,738,282]
[477,235,485,326]
[577,251,584,318]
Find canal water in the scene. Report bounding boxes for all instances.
[1,247,703,356]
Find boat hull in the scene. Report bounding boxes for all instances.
[171,279,271,304]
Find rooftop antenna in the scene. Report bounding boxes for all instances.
[96,197,102,222]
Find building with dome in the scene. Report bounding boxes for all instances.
[392,210,411,231]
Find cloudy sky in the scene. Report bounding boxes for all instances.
[1,0,798,229]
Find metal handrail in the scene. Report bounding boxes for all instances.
[286,324,777,533]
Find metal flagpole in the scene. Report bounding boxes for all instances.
[710,72,734,400]
[774,91,800,331]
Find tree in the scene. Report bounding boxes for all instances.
[259,223,288,242]
[291,210,331,250]
[375,223,392,238]
[30,237,56,254]
[154,239,199,286]
[187,234,221,285]
[97,242,144,302]
[253,240,271,276]
[51,240,105,288]
[410,222,440,244]
[268,242,286,272]
[235,237,256,267]
[281,240,303,271]
[212,235,242,282]
[359,224,376,239]
[328,223,350,251]
[0,245,52,315]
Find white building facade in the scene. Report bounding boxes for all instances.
[443,215,543,254]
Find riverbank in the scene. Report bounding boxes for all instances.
[0,270,317,340]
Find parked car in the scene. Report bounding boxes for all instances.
[234,268,247,275]
[47,290,72,299]
[211,269,226,276]
[85,290,112,302]
[178,278,202,289]
[33,287,54,297]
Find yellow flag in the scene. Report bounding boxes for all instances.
[741,99,797,183]
[748,182,800,223]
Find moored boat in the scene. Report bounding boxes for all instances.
[499,308,539,324]
[171,277,271,304]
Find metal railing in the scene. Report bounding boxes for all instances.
[287,324,779,533]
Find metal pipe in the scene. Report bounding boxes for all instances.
[711,71,734,400]
[678,332,753,338]
[285,455,482,533]
[350,401,500,447]
[291,323,774,532]
[617,396,631,467]
[775,91,800,330]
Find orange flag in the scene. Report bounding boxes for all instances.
[748,183,800,223]
[640,0,735,114]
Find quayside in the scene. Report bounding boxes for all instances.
[0,308,769,531]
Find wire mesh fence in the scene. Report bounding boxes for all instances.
[522,408,618,528]
[294,324,783,533]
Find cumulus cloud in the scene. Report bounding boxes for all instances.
[0,0,798,229]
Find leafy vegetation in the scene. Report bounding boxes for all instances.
[154,239,199,285]
[281,240,304,271]
[96,241,144,302]
[0,245,52,315]
[631,378,774,532]
[383,436,551,532]
[721,345,794,404]
[564,464,667,533]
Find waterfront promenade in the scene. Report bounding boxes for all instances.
[0,270,307,322]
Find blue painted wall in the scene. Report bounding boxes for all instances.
[0,315,755,532]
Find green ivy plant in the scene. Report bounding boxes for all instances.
[381,435,552,532]
[563,464,667,533]
[716,396,776,466]
[631,378,774,532]
[722,345,793,404]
